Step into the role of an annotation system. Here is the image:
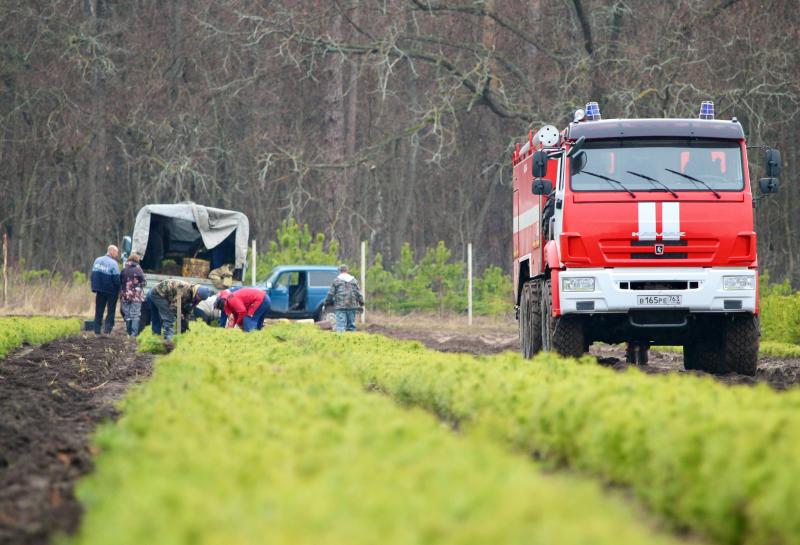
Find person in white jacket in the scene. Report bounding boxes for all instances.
[194,294,221,325]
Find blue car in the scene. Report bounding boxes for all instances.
[261,265,339,322]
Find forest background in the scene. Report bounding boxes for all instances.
[1,0,798,286]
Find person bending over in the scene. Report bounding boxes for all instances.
[150,280,211,341]
[215,287,270,332]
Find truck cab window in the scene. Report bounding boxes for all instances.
[571,140,743,192]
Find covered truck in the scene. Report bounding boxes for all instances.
[122,203,250,290]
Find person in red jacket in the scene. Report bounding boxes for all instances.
[215,287,270,332]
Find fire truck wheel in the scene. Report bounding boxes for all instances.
[683,334,721,373]
[683,316,758,376]
[542,279,585,358]
[519,280,543,358]
[719,315,759,376]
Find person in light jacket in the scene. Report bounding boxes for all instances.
[91,245,121,335]
[119,252,146,336]
[324,264,364,332]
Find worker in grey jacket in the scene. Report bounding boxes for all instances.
[324,264,364,332]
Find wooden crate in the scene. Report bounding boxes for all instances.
[181,257,210,278]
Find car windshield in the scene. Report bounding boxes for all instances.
[570,139,743,192]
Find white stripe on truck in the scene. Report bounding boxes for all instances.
[632,202,684,240]
[636,202,657,240]
[662,202,681,240]
[513,205,540,234]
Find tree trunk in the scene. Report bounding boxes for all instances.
[320,7,346,240]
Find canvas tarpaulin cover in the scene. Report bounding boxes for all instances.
[131,204,249,271]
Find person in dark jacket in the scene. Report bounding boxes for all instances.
[215,287,270,332]
[119,252,146,336]
[91,245,121,335]
[325,264,364,332]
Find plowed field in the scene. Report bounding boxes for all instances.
[0,333,152,545]
[365,322,800,389]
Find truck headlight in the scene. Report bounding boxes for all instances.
[562,277,595,292]
[723,276,755,290]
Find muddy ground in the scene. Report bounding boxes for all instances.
[0,333,152,545]
[365,323,800,390]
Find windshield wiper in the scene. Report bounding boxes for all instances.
[626,170,678,199]
[664,168,722,199]
[581,170,636,198]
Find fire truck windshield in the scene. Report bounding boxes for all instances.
[570,139,744,193]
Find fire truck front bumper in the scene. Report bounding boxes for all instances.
[558,267,757,315]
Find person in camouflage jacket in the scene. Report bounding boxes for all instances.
[150,279,211,340]
[324,264,364,332]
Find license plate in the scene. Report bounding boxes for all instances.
[637,295,682,306]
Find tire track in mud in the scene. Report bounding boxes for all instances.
[0,333,152,545]
[365,324,800,390]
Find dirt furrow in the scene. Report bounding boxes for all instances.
[0,333,152,545]
[365,323,800,389]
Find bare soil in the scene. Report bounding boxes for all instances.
[365,322,800,389]
[364,323,519,356]
[0,332,152,545]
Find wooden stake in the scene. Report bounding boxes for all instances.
[176,293,182,337]
[2,233,7,306]
[361,240,366,324]
[468,242,473,326]
[251,239,257,286]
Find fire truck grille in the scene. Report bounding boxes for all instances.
[619,281,700,291]
[631,251,688,259]
[598,239,718,262]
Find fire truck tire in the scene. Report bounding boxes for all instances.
[683,316,758,376]
[519,280,543,358]
[720,315,759,376]
[542,279,585,358]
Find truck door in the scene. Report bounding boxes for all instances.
[552,154,564,243]
[270,271,297,313]
[513,184,520,285]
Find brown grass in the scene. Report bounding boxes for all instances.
[0,277,93,317]
[0,273,518,329]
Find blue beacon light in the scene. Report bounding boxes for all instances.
[585,101,601,121]
[699,101,715,120]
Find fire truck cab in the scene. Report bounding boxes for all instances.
[512,102,782,375]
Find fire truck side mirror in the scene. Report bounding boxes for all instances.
[532,179,553,195]
[764,148,782,178]
[570,151,587,176]
[759,178,779,195]
[121,235,132,261]
[532,151,548,178]
[566,136,586,158]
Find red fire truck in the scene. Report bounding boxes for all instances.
[513,101,782,375]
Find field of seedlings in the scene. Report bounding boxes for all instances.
[0,317,82,358]
[4,317,800,545]
[71,324,687,545]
